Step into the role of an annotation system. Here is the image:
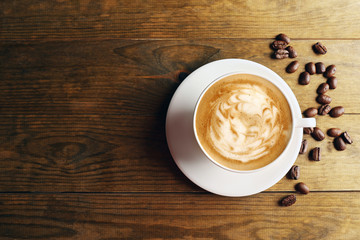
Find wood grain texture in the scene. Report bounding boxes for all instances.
[0,193,359,239]
[1,39,360,115]
[0,114,358,192]
[2,0,360,40]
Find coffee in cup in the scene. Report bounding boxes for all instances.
[194,73,292,171]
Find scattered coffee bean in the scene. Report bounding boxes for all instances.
[309,147,321,161]
[286,60,300,73]
[280,194,296,207]
[324,65,336,78]
[276,33,291,44]
[342,131,353,144]
[274,49,289,59]
[334,136,346,151]
[316,94,332,104]
[286,46,298,58]
[313,42,327,54]
[318,104,331,115]
[303,127,314,134]
[311,127,325,141]
[329,106,344,118]
[315,62,326,74]
[299,72,310,85]
[271,40,288,50]
[305,62,316,75]
[317,83,329,94]
[327,128,342,137]
[299,139,308,154]
[327,76,337,89]
[303,107,318,117]
[295,182,310,194]
[288,165,300,180]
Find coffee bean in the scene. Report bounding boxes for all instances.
[316,94,332,104]
[286,60,300,73]
[309,147,321,161]
[318,104,331,115]
[317,83,329,94]
[324,65,336,78]
[315,62,326,74]
[334,137,346,151]
[311,127,325,141]
[342,131,353,144]
[286,46,298,58]
[327,128,342,137]
[299,139,308,154]
[329,106,344,118]
[299,72,310,85]
[276,33,291,44]
[295,182,310,194]
[271,40,288,50]
[305,62,316,75]
[280,194,296,207]
[303,127,314,134]
[313,42,327,54]
[274,49,289,59]
[303,107,318,117]
[288,165,300,180]
[327,76,337,89]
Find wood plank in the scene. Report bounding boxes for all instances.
[1,39,360,115]
[2,0,360,40]
[0,114,358,192]
[0,192,359,239]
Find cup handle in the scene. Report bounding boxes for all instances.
[295,118,316,128]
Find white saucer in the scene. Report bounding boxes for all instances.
[165,59,303,197]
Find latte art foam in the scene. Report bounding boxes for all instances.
[209,83,283,163]
[195,74,292,171]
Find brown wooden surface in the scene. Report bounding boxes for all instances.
[1,193,360,240]
[1,0,360,239]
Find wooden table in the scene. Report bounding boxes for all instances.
[1,1,360,239]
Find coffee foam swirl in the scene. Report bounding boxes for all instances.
[207,82,287,163]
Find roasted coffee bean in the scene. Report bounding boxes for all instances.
[317,83,329,94]
[309,147,321,161]
[299,72,310,85]
[315,62,326,74]
[334,137,346,151]
[299,139,308,154]
[286,46,298,58]
[316,94,332,104]
[311,127,325,141]
[329,106,344,118]
[288,165,300,180]
[286,60,300,73]
[342,131,353,144]
[305,62,316,75]
[280,194,296,207]
[327,128,342,137]
[274,49,289,59]
[303,107,318,117]
[324,65,336,78]
[271,40,288,50]
[276,33,291,44]
[295,182,310,194]
[303,127,314,134]
[327,76,337,89]
[318,104,331,115]
[313,42,327,54]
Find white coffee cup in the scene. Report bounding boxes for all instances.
[193,71,316,173]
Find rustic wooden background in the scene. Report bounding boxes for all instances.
[1,0,359,239]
